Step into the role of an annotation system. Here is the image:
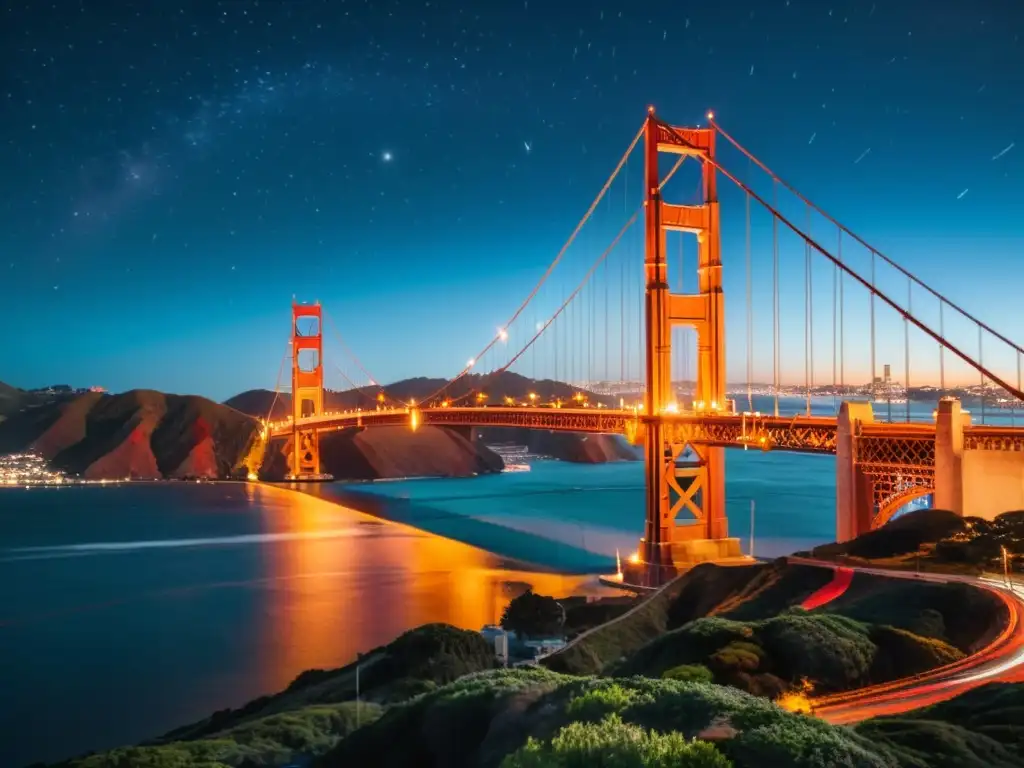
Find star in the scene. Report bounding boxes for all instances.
[381,151,393,162]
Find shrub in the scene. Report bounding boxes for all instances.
[868,625,963,682]
[724,719,898,768]
[709,642,763,675]
[612,618,752,678]
[566,683,639,721]
[757,614,875,691]
[662,664,715,684]
[502,714,733,768]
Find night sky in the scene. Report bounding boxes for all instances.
[2,1,1022,401]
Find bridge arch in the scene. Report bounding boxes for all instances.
[874,486,935,530]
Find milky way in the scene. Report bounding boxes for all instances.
[1,0,1021,399]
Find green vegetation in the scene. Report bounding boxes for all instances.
[811,508,1024,578]
[54,703,379,768]
[503,713,732,767]
[855,683,1024,767]
[542,561,834,677]
[153,624,495,745]
[501,590,566,639]
[662,664,715,683]
[609,609,962,698]
[316,670,902,768]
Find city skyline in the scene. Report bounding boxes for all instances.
[1,2,1021,401]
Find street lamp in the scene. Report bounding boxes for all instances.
[1002,545,1013,590]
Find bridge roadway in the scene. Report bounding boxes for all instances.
[267,406,842,451]
[266,405,1024,455]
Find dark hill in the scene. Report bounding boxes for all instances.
[0,388,504,481]
[812,508,968,560]
[225,371,618,419]
[0,389,260,479]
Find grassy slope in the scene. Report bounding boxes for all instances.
[542,561,834,676]
[53,702,381,768]
[855,683,1024,768]
[317,668,1024,768]
[148,624,497,747]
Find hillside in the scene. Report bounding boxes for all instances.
[225,371,619,420]
[259,425,503,480]
[0,389,261,479]
[0,388,503,481]
[42,621,1024,768]
[540,559,1004,702]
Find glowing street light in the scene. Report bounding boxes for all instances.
[528,392,537,404]
[466,358,476,368]
[498,327,508,342]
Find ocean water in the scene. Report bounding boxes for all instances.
[0,401,955,765]
[305,451,836,565]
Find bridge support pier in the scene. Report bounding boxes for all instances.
[636,110,742,586]
[289,301,325,480]
[934,398,967,516]
[836,401,875,542]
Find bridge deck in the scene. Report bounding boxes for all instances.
[265,405,1024,455]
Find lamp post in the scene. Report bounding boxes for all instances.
[1002,545,1012,590]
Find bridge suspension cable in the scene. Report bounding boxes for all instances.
[450,152,688,408]
[322,310,399,407]
[422,121,647,406]
[481,213,640,388]
[263,339,292,425]
[656,118,1024,403]
[711,118,1024,360]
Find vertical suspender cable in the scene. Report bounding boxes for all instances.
[621,250,626,384]
[604,255,609,382]
[772,182,780,418]
[979,326,986,424]
[832,231,838,412]
[905,279,911,422]
[838,231,844,396]
[870,250,877,403]
[745,191,753,412]
[939,302,946,392]
[805,205,813,417]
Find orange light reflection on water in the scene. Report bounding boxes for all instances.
[251,484,614,694]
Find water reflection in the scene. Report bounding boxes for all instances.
[255,485,614,693]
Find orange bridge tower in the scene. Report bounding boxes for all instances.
[290,300,324,479]
[640,110,741,580]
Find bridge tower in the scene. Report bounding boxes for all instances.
[640,110,739,579]
[290,301,324,479]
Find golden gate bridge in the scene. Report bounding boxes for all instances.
[258,108,1024,585]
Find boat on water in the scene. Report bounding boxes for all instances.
[503,463,531,473]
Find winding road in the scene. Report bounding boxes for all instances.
[787,557,1024,724]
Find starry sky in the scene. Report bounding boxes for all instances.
[2,0,1022,401]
